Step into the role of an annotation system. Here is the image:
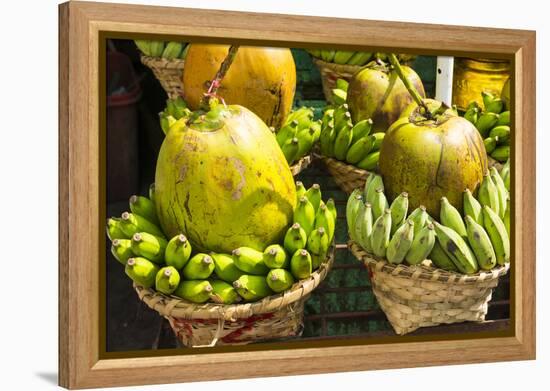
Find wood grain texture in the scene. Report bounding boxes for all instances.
[58,1,536,389]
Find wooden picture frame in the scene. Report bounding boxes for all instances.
[59,1,536,389]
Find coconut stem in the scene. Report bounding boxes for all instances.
[387,53,431,119]
[200,45,240,110]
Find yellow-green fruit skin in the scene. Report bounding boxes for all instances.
[155,267,181,295]
[379,116,488,217]
[210,280,239,304]
[347,65,425,132]
[125,257,160,288]
[155,105,296,253]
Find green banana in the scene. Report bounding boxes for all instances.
[107,217,127,240]
[131,232,167,264]
[475,111,499,137]
[390,192,409,235]
[159,113,177,135]
[504,198,510,236]
[370,209,392,258]
[356,203,373,253]
[233,275,273,301]
[263,244,289,269]
[350,200,365,242]
[465,216,497,270]
[174,280,213,303]
[307,227,330,269]
[129,195,158,225]
[311,120,322,142]
[314,203,335,242]
[319,123,335,156]
[371,188,389,222]
[290,249,313,279]
[284,222,308,255]
[111,239,134,265]
[484,137,498,153]
[463,189,483,226]
[408,206,429,235]
[232,247,269,275]
[294,196,316,235]
[320,49,336,62]
[149,41,165,57]
[125,257,159,288]
[165,234,192,270]
[478,173,500,217]
[149,183,156,205]
[333,50,355,64]
[306,49,321,58]
[347,51,372,66]
[162,41,183,59]
[336,78,349,92]
[405,223,435,265]
[464,107,479,124]
[481,91,495,109]
[497,111,510,126]
[364,174,384,205]
[285,107,314,128]
[429,239,458,272]
[332,89,347,105]
[179,44,189,59]
[333,105,351,130]
[350,119,374,144]
[370,132,385,150]
[182,253,215,279]
[333,122,353,161]
[345,135,375,164]
[296,127,316,157]
[482,206,510,265]
[211,252,244,283]
[486,98,504,114]
[499,158,510,190]
[346,189,363,233]
[266,269,295,293]
[321,108,334,130]
[209,280,239,304]
[155,266,180,295]
[295,181,306,201]
[305,184,322,212]
[491,146,510,162]
[134,40,152,56]
[439,197,467,238]
[433,222,479,274]
[467,100,481,111]
[281,137,300,164]
[357,151,380,170]
[120,211,164,238]
[276,120,298,145]
[326,198,337,221]
[490,166,508,219]
[386,219,415,264]
[489,125,510,143]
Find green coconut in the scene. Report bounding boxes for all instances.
[154,102,296,253]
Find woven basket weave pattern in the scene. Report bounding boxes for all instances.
[135,245,334,347]
[313,58,361,103]
[290,155,313,176]
[141,55,185,99]
[318,155,371,194]
[349,241,509,335]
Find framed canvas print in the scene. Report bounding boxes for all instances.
[58,1,536,389]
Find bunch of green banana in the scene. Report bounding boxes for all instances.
[462,92,510,162]
[319,89,384,170]
[307,50,415,67]
[275,107,321,165]
[106,181,335,304]
[134,40,189,59]
[158,97,192,135]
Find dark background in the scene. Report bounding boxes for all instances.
[105,40,509,352]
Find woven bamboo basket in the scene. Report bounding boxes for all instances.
[349,241,509,335]
[135,245,334,347]
[312,58,361,103]
[290,154,313,176]
[316,154,371,194]
[141,55,185,99]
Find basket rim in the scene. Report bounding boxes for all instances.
[349,240,510,284]
[135,243,335,320]
[140,55,185,68]
[290,154,313,176]
[315,153,372,177]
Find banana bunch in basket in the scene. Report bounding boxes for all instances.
[306,50,416,67]
[319,79,385,170]
[106,181,336,304]
[347,166,510,274]
[274,107,321,165]
[134,40,189,60]
[462,91,511,162]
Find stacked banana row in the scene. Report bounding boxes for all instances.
[159,97,191,135]
[319,80,385,170]
[106,182,336,304]
[462,91,510,162]
[347,169,510,274]
[134,40,189,60]
[275,107,321,165]
[306,50,416,67]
